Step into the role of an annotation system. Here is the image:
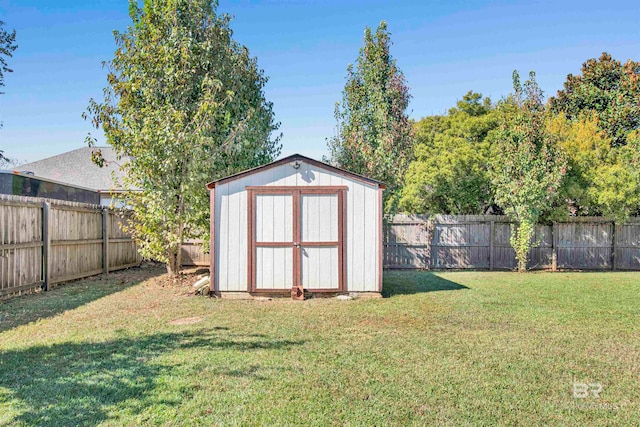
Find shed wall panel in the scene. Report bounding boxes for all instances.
[227,179,242,289]
[302,246,339,289]
[256,247,293,289]
[217,183,228,290]
[256,194,293,242]
[364,186,377,289]
[301,194,337,242]
[351,183,365,292]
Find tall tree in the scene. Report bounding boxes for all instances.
[327,21,413,213]
[400,91,498,214]
[85,0,280,275]
[489,71,566,272]
[548,52,640,147]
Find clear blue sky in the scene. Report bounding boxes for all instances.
[0,0,638,163]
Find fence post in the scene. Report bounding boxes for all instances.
[42,201,51,291]
[489,220,494,270]
[611,221,617,271]
[421,217,428,269]
[102,208,110,274]
[551,222,558,272]
[430,220,438,268]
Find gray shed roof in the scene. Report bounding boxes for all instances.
[18,147,129,191]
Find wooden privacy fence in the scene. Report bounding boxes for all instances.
[0,194,141,298]
[384,214,640,271]
[181,239,209,267]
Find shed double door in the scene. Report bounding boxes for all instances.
[248,186,346,297]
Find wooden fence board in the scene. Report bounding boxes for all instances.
[383,217,429,268]
[555,222,613,269]
[181,240,209,266]
[48,205,103,283]
[615,224,640,270]
[107,212,142,270]
[0,196,43,296]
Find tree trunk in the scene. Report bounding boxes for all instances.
[167,249,180,276]
[511,219,534,273]
[175,241,183,274]
[173,196,186,276]
[518,257,527,273]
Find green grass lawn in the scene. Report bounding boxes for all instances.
[0,267,638,426]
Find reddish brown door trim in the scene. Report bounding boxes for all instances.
[247,186,346,295]
[209,187,216,294]
[254,242,297,247]
[378,188,384,293]
[340,188,347,291]
[292,190,302,299]
[247,188,255,292]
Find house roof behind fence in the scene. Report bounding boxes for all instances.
[17,147,131,192]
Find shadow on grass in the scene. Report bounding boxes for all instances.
[0,267,164,334]
[382,270,468,297]
[0,329,304,426]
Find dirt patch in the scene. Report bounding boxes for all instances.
[150,270,210,296]
[168,316,203,325]
[154,274,195,288]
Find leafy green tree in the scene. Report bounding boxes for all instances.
[400,91,498,214]
[85,0,280,275]
[327,21,413,213]
[548,52,640,147]
[489,71,566,272]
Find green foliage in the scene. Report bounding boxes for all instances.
[548,52,640,147]
[0,20,17,94]
[400,91,498,214]
[545,113,607,219]
[85,0,280,274]
[327,21,413,213]
[589,131,640,221]
[547,114,640,221]
[489,71,566,272]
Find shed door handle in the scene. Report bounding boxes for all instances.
[293,242,300,247]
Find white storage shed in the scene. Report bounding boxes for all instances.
[206,154,385,299]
